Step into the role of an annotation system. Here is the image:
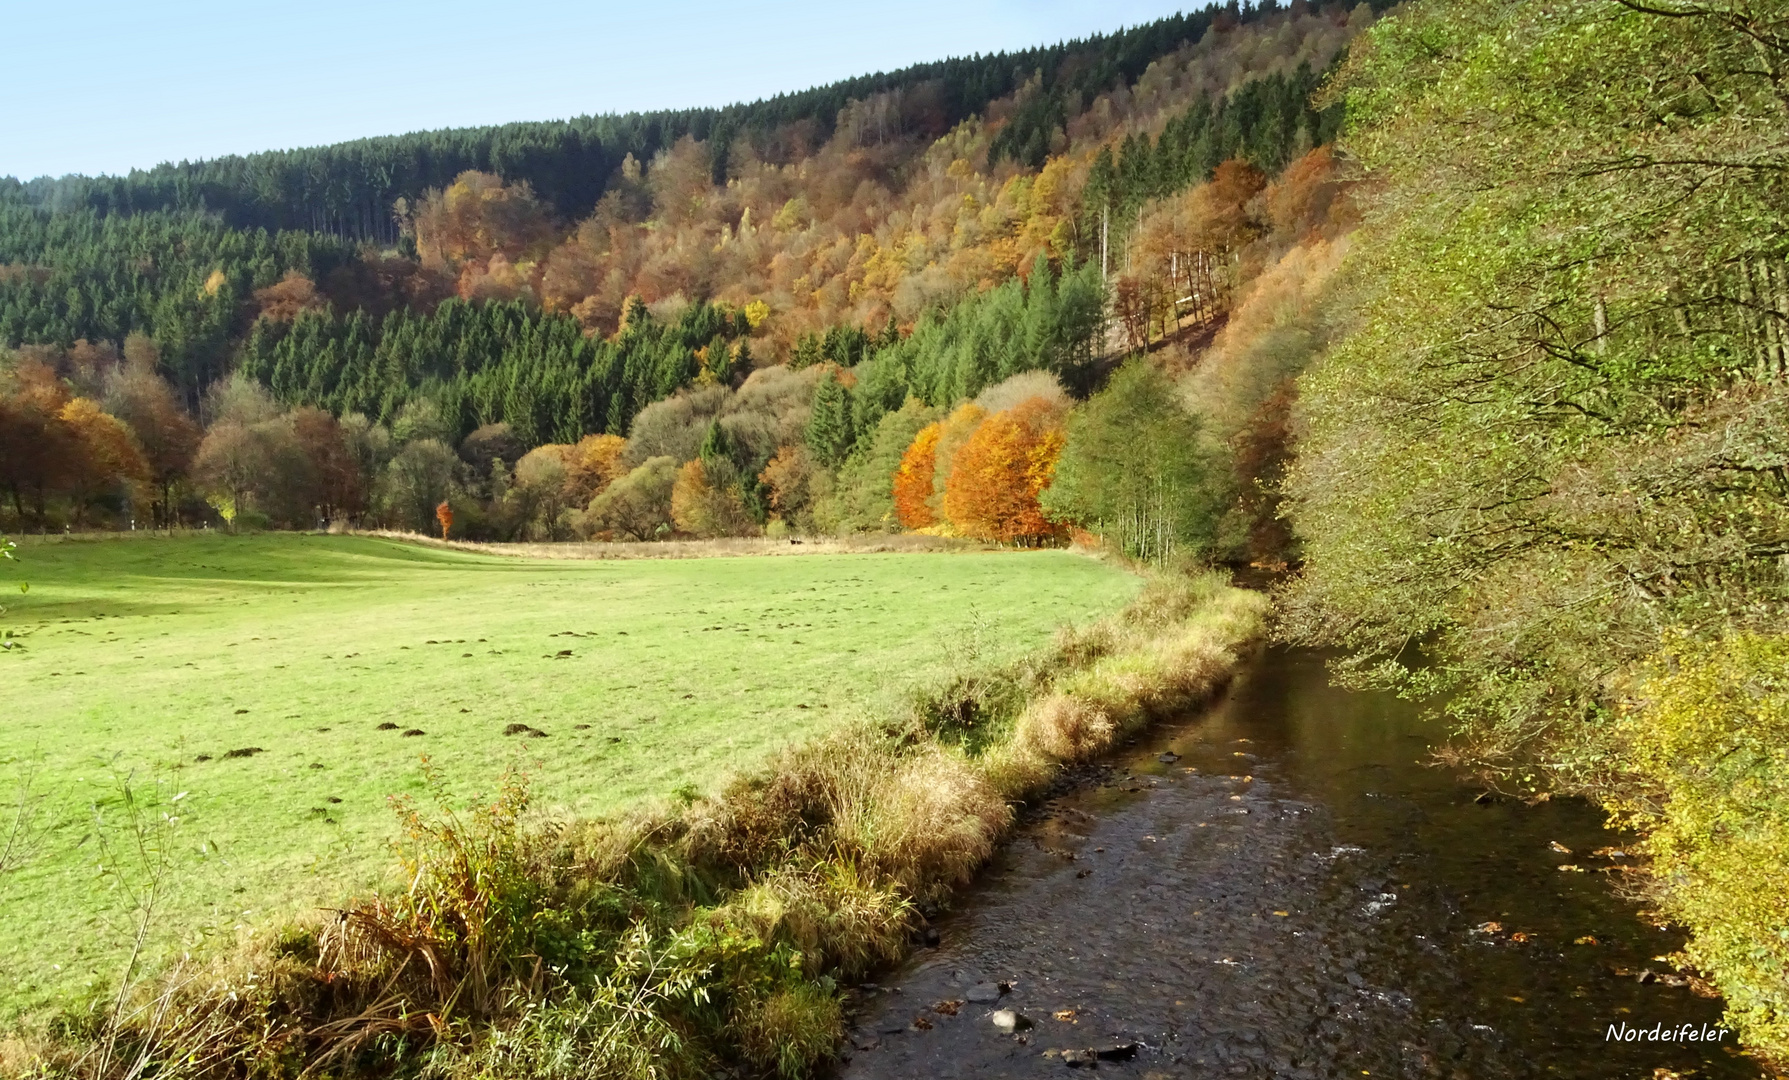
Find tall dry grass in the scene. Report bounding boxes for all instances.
[16,568,1264,1080]
[350,530,979,561]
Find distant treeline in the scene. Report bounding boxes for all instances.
[0,3,1331,242]
[0,56,1342,412]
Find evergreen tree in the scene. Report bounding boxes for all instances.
[804,371,853,468]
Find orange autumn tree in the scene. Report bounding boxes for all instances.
[435,500,454,539]
[926,402,988,521]
[942,396,1067,544]
[892,422,942,529]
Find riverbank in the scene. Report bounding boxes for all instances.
[841,649,1756,1079]
[15,568,1266,1079]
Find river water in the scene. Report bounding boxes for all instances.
[839,649,1759,1079]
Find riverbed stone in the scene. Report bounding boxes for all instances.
[990,1008,1033,1033]
[1095,1042,1139,1061]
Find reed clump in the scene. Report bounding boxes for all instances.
[19,569,1264,1080]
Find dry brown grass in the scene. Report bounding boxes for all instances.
[1014,573,1267,763]
[350,530,983,561]
[838,745,1011,896]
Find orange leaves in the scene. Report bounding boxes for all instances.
[939,396,1066,544]
[893,422,942,529]
[54,397,150,524]
[252,271,324,322]
[1262,146,1348,243]
[759,445,815,518]
[435,500,455,540]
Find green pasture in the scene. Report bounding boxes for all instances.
[0,533,1138,1014]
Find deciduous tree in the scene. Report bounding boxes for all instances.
[893,423,942,529]
[942,396,1066,544]
[587,456,678,540]
[57,398,150,527]
[1044,359,1218,563]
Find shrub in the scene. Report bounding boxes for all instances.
[735,982,843,1079]
[1614,634,1789,1060]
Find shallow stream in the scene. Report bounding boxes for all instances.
[839,649,1758,1079]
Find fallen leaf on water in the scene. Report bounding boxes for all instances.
[1053,1009,1077,1022]
[1557,863,1586,873]
[1549,841,1573,854]
[1574,936,1599,946]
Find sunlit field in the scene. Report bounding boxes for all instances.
[0,533,1138,1014]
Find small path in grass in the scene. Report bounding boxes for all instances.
[838,649,1754,1080]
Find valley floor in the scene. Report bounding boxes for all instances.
[0,533,1138,1015]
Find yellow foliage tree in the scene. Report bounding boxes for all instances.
[57,397,149,526]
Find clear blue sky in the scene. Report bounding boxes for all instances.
[5,0,1198,181]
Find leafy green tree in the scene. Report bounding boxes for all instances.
[587,456,678,540]
[379,439,460,533]
[1279,0,1789,1056]
[1044,359,1218,563]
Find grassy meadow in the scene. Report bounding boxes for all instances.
[0,533,1138,1015]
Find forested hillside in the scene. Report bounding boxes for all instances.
[1,0,1372,547]
[1,5,1312,241]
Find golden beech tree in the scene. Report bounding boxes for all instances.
[565,434,628,504]
[435,500,454,539]
[409,171,556,272]
[251,271,325,322]
[942,396,1066,544]
[927,402,988,518]
[892,421,942,529]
